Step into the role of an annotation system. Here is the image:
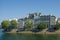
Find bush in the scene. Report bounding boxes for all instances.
[37,22,47,29]
[54,23,60,30]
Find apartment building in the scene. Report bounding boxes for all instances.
[18,13,56,29]
[57,18,60,24]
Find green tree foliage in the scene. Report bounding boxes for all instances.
[34,12,41,16]
[25,19,33,30]
[54,23,60,30]
[1,20,10,29]
[10,20,18,29]
[37,22,46,29]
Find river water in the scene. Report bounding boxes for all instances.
[0,29,60,40]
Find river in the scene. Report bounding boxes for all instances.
[0,29,60,40]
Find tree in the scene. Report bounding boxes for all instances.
[34,12,41,16]
[25,19,33,30]
[10,20,18,29]
[1,20,10,29]
[54,23,60,30]
[37,22,46,29]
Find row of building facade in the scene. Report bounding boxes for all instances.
[18,13,56,29]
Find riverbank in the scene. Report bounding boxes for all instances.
[3,29,60,34]
[5,30,60,34]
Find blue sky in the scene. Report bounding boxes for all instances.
[0,0,60,22]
